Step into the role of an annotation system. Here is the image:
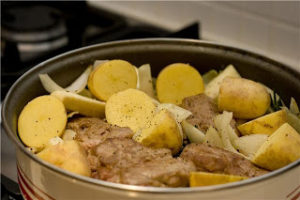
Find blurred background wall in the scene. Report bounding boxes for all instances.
[89,1,300,71]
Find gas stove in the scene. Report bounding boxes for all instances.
[1,2,201,199]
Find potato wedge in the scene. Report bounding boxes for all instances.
[105,88,156,133]
[204,64,240,100]
[156,63,204,105]
[51,90,105,118]
[190,172,247,187]
[133,109,183,155]
[37,140,91,176]
[234,134,268,159]
[218,77,270,119]
[88,59,137,101]
[252,123,300,170]
[238,110,287,135]
[18,95,67,149]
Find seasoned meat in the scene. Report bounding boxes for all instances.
[180,143,268,177]
[181,94,218,132]
[92,138,196,187]
[67,117,134,151]
[121,158,195,187]
[181,94,239,134]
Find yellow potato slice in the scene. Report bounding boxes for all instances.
[133,109,183,154]
[156,63,204,105]
[88,59,137,101]
[37,140,91,177]
[218,77,270,119]
[18,95,67,149]
[238,110,287,135]
[252,123,300,170]
[51,90,105,118]
[105,88,156,133]
[190,172,247,187]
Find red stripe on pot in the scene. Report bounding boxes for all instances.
[17,163,55,200]
[18,167,46,200]
[18,176,34,200]
[287,184,300,198]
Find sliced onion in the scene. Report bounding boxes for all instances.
[181,120,205,144]
[39,74,65,93]
[39,66,92,94]
[65,66,92,93]
[93,60,109,70]
[157,103,192,123]
[137,64,155,98]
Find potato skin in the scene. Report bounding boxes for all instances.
[133,109,183,155]
[218,77,270,119]
[238,110,287,135]
[252,123,300,170]
[18,95,67,149]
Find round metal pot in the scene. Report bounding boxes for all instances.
[2,39,300,200]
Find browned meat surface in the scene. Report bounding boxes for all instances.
[181,94,218,132]
[67,117,134,151]
[181,94,239,134]
[91,138,196,187]
[180,143,268,177]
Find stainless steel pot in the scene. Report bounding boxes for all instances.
[2,39,300,200]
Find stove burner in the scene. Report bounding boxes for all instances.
[2,5,66,42]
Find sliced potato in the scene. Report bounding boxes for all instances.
[204,126,223,148]
[237,110,287,135]
[137,64,155,98]
[37,140,91,176]
[18,95,67,149]
[88,59,137,101]
[156,63,204,105]
[157,103,192,123]
[51,90,105,118]
[133,109,183,155]
[252,123,300,170]
[105,88,156,133]
[234,134,268,159]
[204,64,240,100]
[218,77,270,119]
[181,120,205,144]
[190,172,247,187]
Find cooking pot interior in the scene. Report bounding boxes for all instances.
[3,39,300,153]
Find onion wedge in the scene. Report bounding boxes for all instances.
[39,66,92,94]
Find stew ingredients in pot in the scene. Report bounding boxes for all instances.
[18,59,300,187]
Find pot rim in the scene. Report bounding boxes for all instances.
[2,38,300,193]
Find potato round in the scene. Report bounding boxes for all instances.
[88,59,137,101]
[156,63,204,105]
[105,88,156,133]
[218,77,270,119]
[18,95,67,149]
